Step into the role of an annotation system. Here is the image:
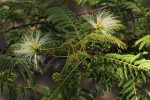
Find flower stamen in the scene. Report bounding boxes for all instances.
[83,10,124,35]
[12,31,49,68]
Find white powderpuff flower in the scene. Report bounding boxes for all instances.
[83,10,124,35]
[13,31,49,68]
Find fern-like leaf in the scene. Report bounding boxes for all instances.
[84,33,126,49]
[104,53,150,71]
[124,1,142,14]
[0,56,34,86]
[94,53,150,99]
[124,0,150,14]
[135,35,150,50]
[45,2,82,39]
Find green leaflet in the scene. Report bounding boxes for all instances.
[135,35,150,50]
[84,33,126,49]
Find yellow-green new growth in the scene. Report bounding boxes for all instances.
[13,31,49,68]
[83,10,124,35]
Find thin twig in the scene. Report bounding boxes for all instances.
[0,21,49,33]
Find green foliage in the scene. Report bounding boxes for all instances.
[42,52,89,100]
[91,53,150,99]
[84,32,126,49]
[45,2,82,40]
[0,0,150,100]
[75,0,100,5]
[0,56,38,99]
[124,0,150,36]
[124,0,150,14]
[135,35,150,50]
